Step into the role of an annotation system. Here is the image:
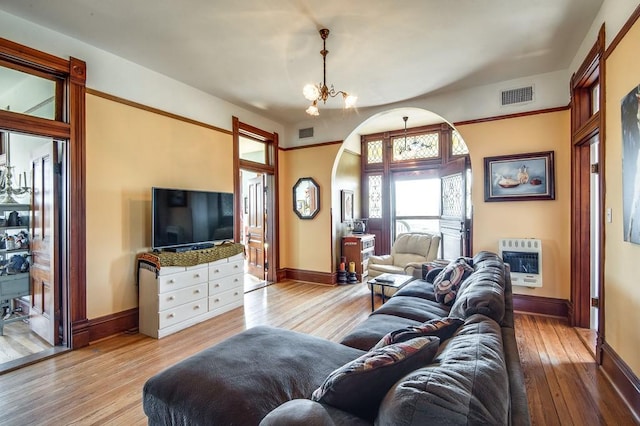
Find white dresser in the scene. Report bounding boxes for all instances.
[139,253,244,338]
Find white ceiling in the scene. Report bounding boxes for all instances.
[0,0,603,127]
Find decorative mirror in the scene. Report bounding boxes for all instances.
[293,177,320,219]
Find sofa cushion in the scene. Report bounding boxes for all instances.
[450,270,505,323]
[143,326,365,426]
[373,316,464,349]
[394,279,437,301]
[259,399,370,426]
[312,336,440,421]
[376,315,509,426]
[373,295,451,322]
[340,314,422,351]
[433,257,474,305]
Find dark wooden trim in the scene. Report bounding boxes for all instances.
[233,117,279,283]
[605,3,640,60]
[0,40,88,350]
[512,294,569,319]
[86,88,232,135]
[280,268,335,285]
[0,37,68,74]
[453,105,569,127]
[600,342,640,419]
[68,57,88,349]
[280,140,343,151]
[87,308,139,343]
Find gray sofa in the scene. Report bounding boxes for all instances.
[143,251,531,425]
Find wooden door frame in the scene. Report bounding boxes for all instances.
[232,117,279,283]
[0,38,87,348]
[570,26,605,361]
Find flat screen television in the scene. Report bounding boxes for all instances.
[152,187,234,250]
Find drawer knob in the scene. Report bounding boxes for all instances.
[194,289,200,294]
[214,283,220,288]
[194,305,201,310]
[233,278,239,282]
[233,264,239,269]
[214,298,220,303]
[168,296,175,301]
[168,313,175,318]
[194,273,201,278]
[214,269,220,273]
[234,292,239,296]
[168,279,175,284]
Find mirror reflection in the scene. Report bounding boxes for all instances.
[293,177,320,219]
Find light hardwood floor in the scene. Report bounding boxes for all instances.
[0,315,52,364]
[0,280,635,425]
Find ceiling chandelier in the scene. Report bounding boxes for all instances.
[398,116,433,155]
[303,28,357,116]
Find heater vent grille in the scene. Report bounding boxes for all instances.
[299,127,314,139]
[501,86,534,106]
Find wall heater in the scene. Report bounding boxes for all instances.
[498,238,542,288]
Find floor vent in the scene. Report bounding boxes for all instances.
[299,127,314,139]
[501,86,534,106]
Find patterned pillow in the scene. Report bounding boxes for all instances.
[372,317,464,349]
[311,336,440,420]
[434,257,474,305]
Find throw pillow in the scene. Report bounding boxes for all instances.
[372,317,464,350]
[433,257,474,305]
[311,336,440,420]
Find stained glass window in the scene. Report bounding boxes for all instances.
[368,175,382,218]
[367,140,383,164]
[451,130,469,155]
[392,133,439,161]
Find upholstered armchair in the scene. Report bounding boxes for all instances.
[368,232,441,281]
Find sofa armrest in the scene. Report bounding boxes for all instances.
[368,254,393,265]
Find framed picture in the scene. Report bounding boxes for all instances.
[484,151,555,202]
[621,84,640,244]
[341,190,354,222]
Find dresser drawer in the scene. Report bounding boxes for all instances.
[158,283,207,311]
[158,267,207,293]
[209,260,243,279]
[209,274,242,295]
[158,299,207,329]
[208,287,242,311]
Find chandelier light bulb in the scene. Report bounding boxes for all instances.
[344,93,357,109]
[303,84,320,101]
[306,102,319,116]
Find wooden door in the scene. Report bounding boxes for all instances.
[439,157,470,259]
[246,175,264,279]
[29,142,58,345]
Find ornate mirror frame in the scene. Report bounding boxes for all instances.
[293,177,320,219]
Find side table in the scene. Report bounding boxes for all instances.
[368,273,415,311]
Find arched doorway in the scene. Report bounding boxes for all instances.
[331,108,471,275]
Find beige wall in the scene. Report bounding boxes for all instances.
[603,19,640,376]
[332,150,361,268]
[457,110,572,299]
[279,143,341,273]
[85,94,233,318]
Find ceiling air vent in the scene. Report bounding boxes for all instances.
[501,86,534,106]
[299,127,314,139]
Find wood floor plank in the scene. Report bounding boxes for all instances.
[0,281,635,425]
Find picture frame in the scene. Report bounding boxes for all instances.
[341,190,354,222]
[484,151,555,202]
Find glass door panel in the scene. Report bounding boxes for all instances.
[393,176,440,241]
